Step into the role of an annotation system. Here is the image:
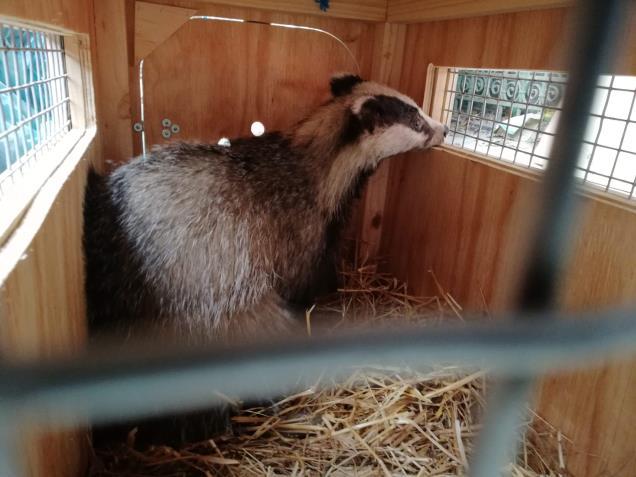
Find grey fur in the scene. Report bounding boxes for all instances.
[84,76,446,340]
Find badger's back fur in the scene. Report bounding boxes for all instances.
[85,74,447,339]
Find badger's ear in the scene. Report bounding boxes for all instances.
[330,73,363,97]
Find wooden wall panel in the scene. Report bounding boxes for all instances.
[387,0,571,23]
[378,7,636,476]
[0,3,97,476]
[142,22,356,144]
[180,0,387,22]
[381,150,536,310]
[93,0,135,169]
[2,0,92,33]
[0,134,96,476]
[385,147,636,476]
[381,7,571,304]
[136,4,375,151]
[356,22,408,260]
[0,148,91,360]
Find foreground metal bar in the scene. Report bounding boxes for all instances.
[0,414,17,477]
[0,309,635,432]
[470,1,629,476]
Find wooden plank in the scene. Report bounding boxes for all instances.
[387,0,572,23]
[64,35,96,130]
[93,0,135,168]
[0,4,97,477]
[381,148,535,311]
[427,65,449,119]
[138,9,374,147]
[185,0,387,22]
[382,147,636,476]
[0,131,96,477]
[378,7,636,476]
[135,1,196,62]
[356,23,407,261]
[1,0,93,32]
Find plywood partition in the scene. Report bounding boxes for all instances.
[113,2,383,160]
[138,16,370,147]
[378,6,636,476]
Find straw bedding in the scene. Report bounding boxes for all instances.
[89,260,571,477]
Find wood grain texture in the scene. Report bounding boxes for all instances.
[0,2,96,477]
[381,148,536,311]
[0,133,96,476]
[387,0,571,23]
[137,7,374,150]
[535,199,636,475]
[1,0,92,33]
[356,23,408,260]
[135,1,196,62]
[378,7,636,476]
[93,0,135,167]
[381,7,572,302]
[179,0,387,22]
[384,148,636,476]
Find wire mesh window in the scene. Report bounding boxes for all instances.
[435,67,636,200]
[0,21,71,196]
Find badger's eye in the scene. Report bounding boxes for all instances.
[411,115,425,132]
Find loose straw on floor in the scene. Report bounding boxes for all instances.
[90,258,571,477]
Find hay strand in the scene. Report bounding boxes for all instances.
[90,259,571,476]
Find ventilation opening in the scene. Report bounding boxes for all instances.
[426,66,636,201]
[0,21,71,197]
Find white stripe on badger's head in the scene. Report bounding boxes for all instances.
[330,73,448,164]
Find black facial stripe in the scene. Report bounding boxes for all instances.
[339,94,434,149]
[359,95,434,136]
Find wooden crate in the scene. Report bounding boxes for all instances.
[1,1,634,476]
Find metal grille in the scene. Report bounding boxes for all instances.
[440,68,636,200]
[0,21,71,197]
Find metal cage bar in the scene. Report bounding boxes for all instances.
[1,309,636,474]
[472,1,629,475]
[0,1,633,475]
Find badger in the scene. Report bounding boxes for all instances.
[84,74,448,341]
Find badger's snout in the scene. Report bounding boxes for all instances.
[426,117,448,148]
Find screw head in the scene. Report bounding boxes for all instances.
[162,129,171,139]
[161,118,172,127]
[133,122,143,132]
[171,123,180,134]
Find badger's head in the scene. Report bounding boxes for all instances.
[331,73,448,162]
[291,74,448,214]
